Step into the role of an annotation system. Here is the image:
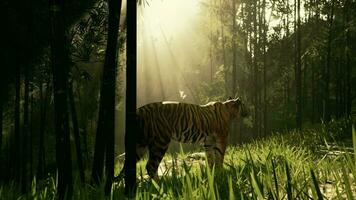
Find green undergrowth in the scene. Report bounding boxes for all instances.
[1,127,355,199]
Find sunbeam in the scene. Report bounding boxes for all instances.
[138,0,203,106]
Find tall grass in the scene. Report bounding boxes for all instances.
[1,127,355,199]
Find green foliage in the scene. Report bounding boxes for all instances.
[321,117,352,140]
[198,65,228,103]
[2,127,355,199]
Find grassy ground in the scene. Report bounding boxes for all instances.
[1,127,355,199]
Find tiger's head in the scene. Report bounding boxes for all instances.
[223,97,248,119]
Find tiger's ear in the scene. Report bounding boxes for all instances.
[234,92,239,99]
[234,97,241,105]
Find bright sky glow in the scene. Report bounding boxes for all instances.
[137,0,203,106]
[141,0,199,37]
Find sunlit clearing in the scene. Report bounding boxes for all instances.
[138,0,203,106]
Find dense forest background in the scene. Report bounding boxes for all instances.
[0,0,355,199]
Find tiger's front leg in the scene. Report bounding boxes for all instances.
[214,136,227,166]
[204,135,216,167]
[204,135,227,167]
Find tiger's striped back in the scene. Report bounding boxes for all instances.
[137,101,232,144]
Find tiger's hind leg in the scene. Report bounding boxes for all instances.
[114,144,147,182]
[214,136,227,166]
[204,135,216,167]
[146,139,170,180]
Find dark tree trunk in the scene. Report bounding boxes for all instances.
[76,85,88,164]
[296,0,302,130]
[311,59,315,123]
[125,0,137,196]
[285,6,290,108]
[262,0,268,136]
[210,0,213,83]
[91,102,106,184]
[345,0,351,117]
[335,57,341,118]
[231,0,237,142]
[220,0,227,97]
[340,58,345,117]
[37,81,50,178]
[50,0,73,198]
[91,0,122,191]
[241,2,249,142]
[29,84,34,181]
[21,63,30,193]
[324,0,334,122]
[232,0,237,95]
[0,88,3,151]
[303,57,308,119]
[340,3,346,116]
[68,81,85,183]
[253,0,259,137]
[14,58,21,182]
[82,126,89,165]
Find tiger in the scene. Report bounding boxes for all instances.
[116,97,248,180]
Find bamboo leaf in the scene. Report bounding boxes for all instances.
[310,169,324,200]
[352,126,356,164]
[228,176,235,200]
[271,159,279,198]
[341,165,354,200]
[285,162,293,200]
[250,170,264,200]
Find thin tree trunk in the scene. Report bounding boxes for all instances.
[37,81,49,178]
[91,98,106,184]
[220,0,227,97]
[232,0,237,97]
[29,85,34,181]
[335,57,341,118]
[262,0,267,136]
[0,88,3,151]
[50,0,73,198]
[91,0,122,192]
[22,64,30,193]
[241,2,249,142]
[77,89,89,165]
[311,58,315,123]
[231,0,237,143]
[345,0,351,117]
[285,0,290,108]
[210,0,214,83]
[82,127,89,165]
[324,0,334,121]
[340,6,345,116]
[14,58,21,182]
[37,82,44,178]
[68,81,85,183]
[258,0,263,136]
[125,0,137,196]
[286,0,290,38]
[303,57,308,119]
[340,57,345,116]
[296,0,302,130]
[253,0,259,137]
